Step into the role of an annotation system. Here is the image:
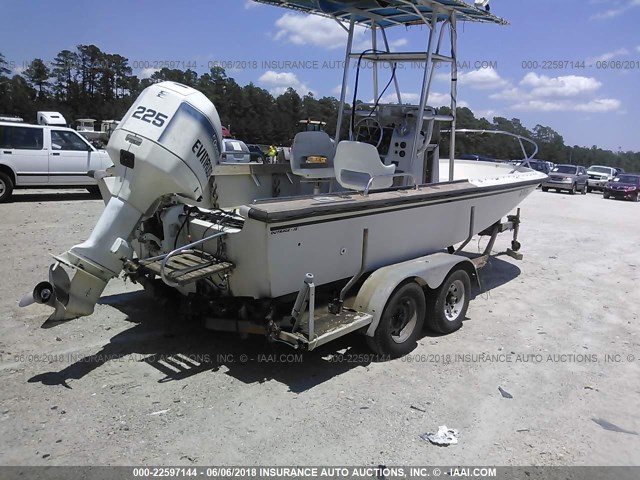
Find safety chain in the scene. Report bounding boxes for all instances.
[272,173,281,198]
[210,176,219,209]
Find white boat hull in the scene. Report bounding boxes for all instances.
[207,160,545,298]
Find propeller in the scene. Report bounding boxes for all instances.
[18,263,71,309]
[19,281,53,307]
[17,294,34,308]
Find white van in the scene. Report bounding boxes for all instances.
[0,121,113,202]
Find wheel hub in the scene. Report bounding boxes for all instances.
[391,299,417,343]
[444,280,465,321]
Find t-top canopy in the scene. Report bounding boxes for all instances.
[253,0,507,27]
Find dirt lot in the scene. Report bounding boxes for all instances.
[0,188,638,466]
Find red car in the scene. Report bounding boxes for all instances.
[603,174,640,201]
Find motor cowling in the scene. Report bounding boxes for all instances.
[21,82,224,322]
[106,81,223,213]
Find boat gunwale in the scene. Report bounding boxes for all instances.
[247,175,544,224]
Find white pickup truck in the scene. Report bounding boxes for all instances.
[586,165,617,192]
[0,120,112,202]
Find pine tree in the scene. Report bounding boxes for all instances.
[24,58,51,98]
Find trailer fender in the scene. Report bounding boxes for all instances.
[355,252,478,337]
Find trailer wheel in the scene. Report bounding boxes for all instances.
[428,269,470,334]
[0,172,14,203]
[541,187,549,192]
[366,282,425,358]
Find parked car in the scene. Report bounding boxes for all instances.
[246,144,266,163]
[0,121,112,202]
[540,160,554,173]
[603,173,640,202]
[541,164,588,194]
[586,165,616,192]
[519,159,551,174]
[220,139,251,163]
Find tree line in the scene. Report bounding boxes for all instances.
[1,46,638,172]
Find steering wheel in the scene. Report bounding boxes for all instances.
[354,117,383,148]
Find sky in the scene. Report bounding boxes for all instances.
[0,0,638,152]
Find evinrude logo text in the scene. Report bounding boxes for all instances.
[192,139,213,177]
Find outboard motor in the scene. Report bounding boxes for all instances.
[19,81,223,322]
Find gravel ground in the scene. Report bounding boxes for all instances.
[0,188,638,466]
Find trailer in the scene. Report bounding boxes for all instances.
[199,209,523,357]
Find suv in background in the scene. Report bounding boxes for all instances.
[221,139,252,163]
[246,144,266,163]
[0,121,112,202]
[520,159,551,174]
[586,165,616,192]
[541,164,588,195]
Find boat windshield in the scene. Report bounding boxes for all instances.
[589,166,611,173]
[613,175,640,184]
[552,165,577,174]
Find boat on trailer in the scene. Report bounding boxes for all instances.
[20,0,546,357]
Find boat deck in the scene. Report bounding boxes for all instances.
[246,177,540,224]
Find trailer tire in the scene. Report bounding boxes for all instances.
[428,269,470,334]
[0,172,14,203]
[366,281,425,358]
